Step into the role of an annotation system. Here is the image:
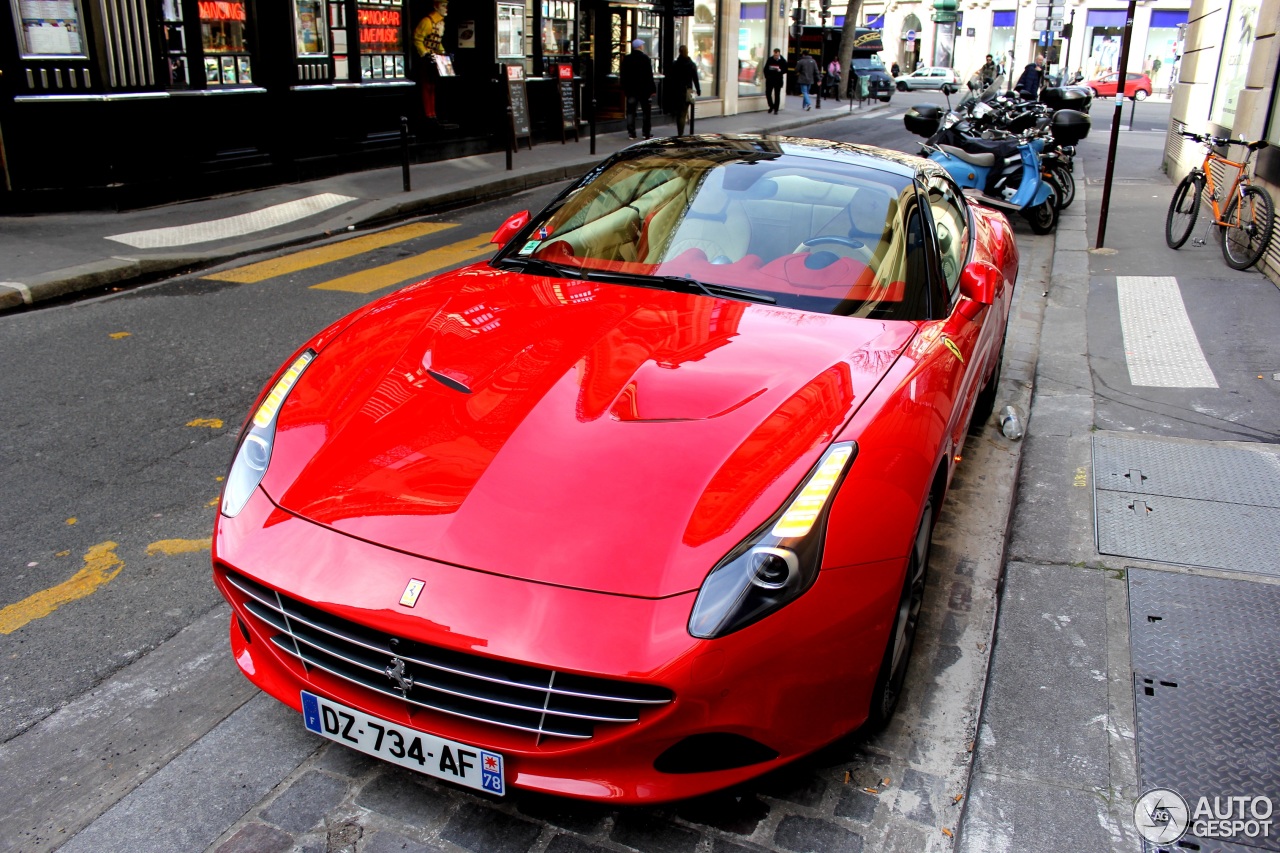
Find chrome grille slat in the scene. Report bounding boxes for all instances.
[223,568,672,741]
[231,570,653,704]
[270,636,595,738]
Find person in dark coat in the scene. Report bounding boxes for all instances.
[795,52,819,110]
[763,48,787,114]
[667,44,701,135]
[620,38,656,139]
[1015,54,1045,99]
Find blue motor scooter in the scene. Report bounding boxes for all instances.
[904,79,1059,233]
[928,134,1058,233]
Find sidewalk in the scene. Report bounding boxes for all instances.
[958,122,1280,852]
[0,93,885,312]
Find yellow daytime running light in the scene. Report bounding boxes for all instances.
[771,445,853,538]
[252,352,314,429]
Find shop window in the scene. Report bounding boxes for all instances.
[200,0,254,86]
[357,0,406,79]
[498,3,525,62]
[162,0,189,87]
[675,1,716,97]
[295,0,328,55]
[1209,0,1259,130]
[542,0,574,68]
[12,0,88,57]
[738,0,764,96]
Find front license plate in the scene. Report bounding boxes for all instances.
[301,691,504,795]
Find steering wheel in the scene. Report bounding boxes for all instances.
[800,236,866,251]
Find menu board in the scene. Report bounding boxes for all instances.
[557,65,578,140]
[15,0,87,57]
[506,64,532,146]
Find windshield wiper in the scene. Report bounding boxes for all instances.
[493,255,583,278]
[579,269,775,304]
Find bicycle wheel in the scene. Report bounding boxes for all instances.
[1219,185,1275,270]
[1165,173,1203,249]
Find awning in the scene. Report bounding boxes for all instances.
[1150,10,1189,29]
[1087,10,1128,28]
[992,11,1015,28]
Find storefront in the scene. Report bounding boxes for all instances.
[1,0,779,210]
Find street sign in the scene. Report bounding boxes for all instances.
[1035,6,1065,20]
[933,10,957,22]
[1039,30,1053,46]
[906,29,916,42]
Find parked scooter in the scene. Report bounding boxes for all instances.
[903,77,1090,233]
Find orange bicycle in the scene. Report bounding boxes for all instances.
[1165,132,1274,270]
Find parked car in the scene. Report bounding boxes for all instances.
[213,135,1019,804]
[850,54,895,101]
[895,66,960,91]
[1087,71,1152,100]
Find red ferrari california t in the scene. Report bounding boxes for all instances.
[213,135,1019,803]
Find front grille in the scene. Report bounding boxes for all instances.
[222,568,674,741]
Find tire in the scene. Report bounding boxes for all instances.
[1134,89,1149,101]
[897,81,908,92]
[971,341,1004,428]
[1219,185,1276,270]
[1051,165,1076,210]
[1165,173,1203,249]
[1023,197,1058,234]
[865,497,934,730]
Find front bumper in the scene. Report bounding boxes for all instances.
[213,487,903,802]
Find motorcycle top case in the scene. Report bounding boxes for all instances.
[1050,109,1092,145]
[904,104,943,138]
[1041,87,1091,112]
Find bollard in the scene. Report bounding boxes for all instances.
[590,96,597,155]
[399,116,411,192]
[689,100,696,135]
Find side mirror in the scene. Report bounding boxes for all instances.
[941,83,958,96]
[957,260,1003,319]
[491,210,531,246]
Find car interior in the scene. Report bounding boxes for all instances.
[523,154,920,319]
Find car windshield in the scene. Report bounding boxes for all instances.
[851,56,885,72]
[496,146,917,319]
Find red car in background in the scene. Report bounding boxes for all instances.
[213,136,1020,803]
[1087,71,1153,100]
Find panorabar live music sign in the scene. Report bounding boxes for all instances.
[358,3,402,48]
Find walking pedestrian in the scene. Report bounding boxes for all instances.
[764,48,787,113]
[667,44,700,135]
[620,38,656,139]
[795,52,819,110]
[1014,54,1045,100]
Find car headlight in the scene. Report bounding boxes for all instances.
[688,442,856,639]
[220,349,316,517]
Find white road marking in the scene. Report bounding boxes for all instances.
[1116,276,1218,388]
[106,193,357,249]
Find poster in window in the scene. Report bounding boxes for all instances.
[15,0,88,57]
[294,0,328,55]
[1210,0,1259,128]
[497,4,524,59]
[238,55,252,81]
[221,56,237,83]
[205,57,221,82]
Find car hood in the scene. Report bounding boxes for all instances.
[262,265,914,598]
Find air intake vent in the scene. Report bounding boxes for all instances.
[221,567,673,741]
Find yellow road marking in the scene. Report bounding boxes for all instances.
[146,538,212,557]
[109,332,131,339]
[0,542,123,635]
[187,418,224,429]
[310,231,497,294]
[202,222,459,284]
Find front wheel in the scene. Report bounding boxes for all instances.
[865,498,934,730]
[897,81,908,91]
[1219,185,1276,270]
[1134,89,1149,101]
[1050,165,1076,210]
[1165,174,1203,249]
[1023,197,1059,234]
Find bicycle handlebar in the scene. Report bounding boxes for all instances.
[1181,131,1269,152]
